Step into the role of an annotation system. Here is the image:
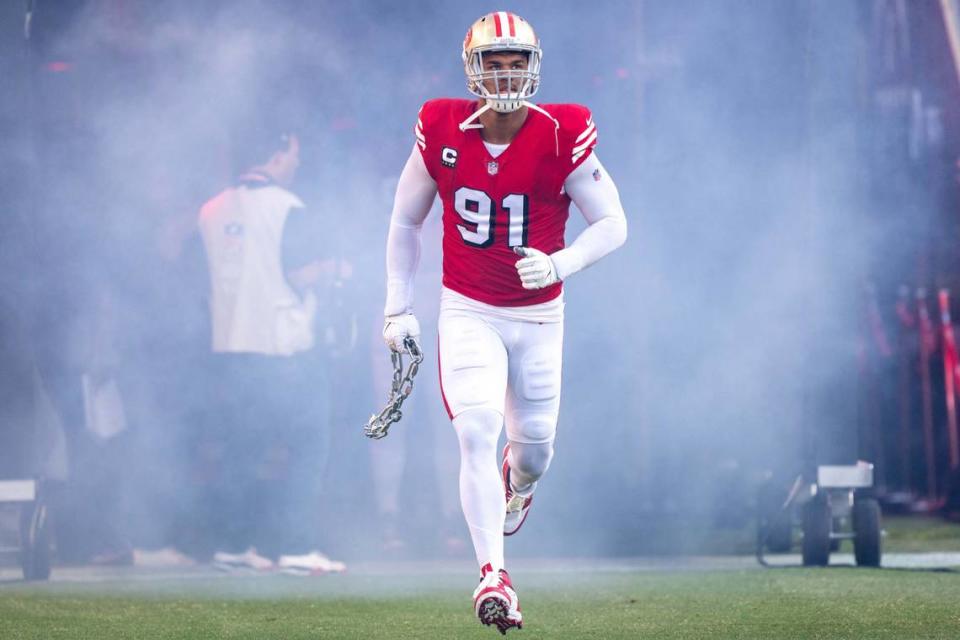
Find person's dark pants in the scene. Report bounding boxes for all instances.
[198,352,329,559]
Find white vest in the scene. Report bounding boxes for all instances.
[198,180,316,356]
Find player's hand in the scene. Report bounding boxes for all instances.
[383,313,421,352]
[514,246,559,290]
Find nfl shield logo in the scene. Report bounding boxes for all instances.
[487,161,499,175]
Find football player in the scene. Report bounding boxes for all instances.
[382,11,627,634]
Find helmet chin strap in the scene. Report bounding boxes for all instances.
[457,100,559,157]
[458,101,493,131]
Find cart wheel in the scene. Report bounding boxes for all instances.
[802,496,831,566]
[757,478,793,552]
[19,500,51,581]
[853,497,881,567]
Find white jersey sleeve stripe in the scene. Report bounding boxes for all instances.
[573,130,598,155]
[414,120,426,149]
[575,122,596,144]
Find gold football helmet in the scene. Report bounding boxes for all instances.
[462,11,542,113]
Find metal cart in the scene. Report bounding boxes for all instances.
[758,461,882,567]
[0,478,51,580]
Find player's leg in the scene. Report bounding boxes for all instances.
[502,319,563,535]
[439,308,508,570]
[439,309,522,631]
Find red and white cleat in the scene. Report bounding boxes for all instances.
[473,563,523,634]
[502,444,533,536]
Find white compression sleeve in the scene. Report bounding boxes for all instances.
[454,408,506,572]
[550,153,628,281]
[384,145,438,316]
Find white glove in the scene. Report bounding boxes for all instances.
[383,313,420,352]
[514,246,559,290]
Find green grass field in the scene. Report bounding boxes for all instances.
[884,516,960,553]
[2,516,959,639]
[2,565,960,639]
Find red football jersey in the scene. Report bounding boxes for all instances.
[416,99,598,307]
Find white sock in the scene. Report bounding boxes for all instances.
[453,408,505,572]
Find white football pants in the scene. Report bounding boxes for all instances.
[438,306,563,572]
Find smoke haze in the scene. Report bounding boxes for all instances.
[0,0,892,561]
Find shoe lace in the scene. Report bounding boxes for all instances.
[506,491,527,513]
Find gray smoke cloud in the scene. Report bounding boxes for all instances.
[0,0,888,563]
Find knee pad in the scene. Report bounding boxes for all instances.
[453,409,502,457]
[510,441,554,483]
[513,417,556,444]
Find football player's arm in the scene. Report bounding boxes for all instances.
[383,145,438,349]
[551,153,627,280]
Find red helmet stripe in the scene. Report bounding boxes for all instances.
[493,12,503,37]
[507,13,516,37]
